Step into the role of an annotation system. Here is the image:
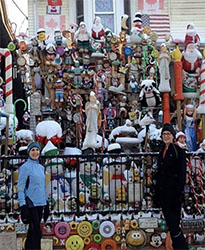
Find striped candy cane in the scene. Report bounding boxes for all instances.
[187,158,202,215]
[0,48,13,113]
[197,59,205,114]
[93,73,98,96]
[75,94,83,147]
[101,110,107,152]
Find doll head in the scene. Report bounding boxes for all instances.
[186,104,194,116]
[176,131,186,144]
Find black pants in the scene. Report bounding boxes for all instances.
[159,190,188,250]
[25,206,43,250]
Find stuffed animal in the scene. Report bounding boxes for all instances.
[139,79,161,107]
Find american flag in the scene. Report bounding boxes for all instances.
[142,14,170,39]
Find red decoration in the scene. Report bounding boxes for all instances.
[48,0,62,6]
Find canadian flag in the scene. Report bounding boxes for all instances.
[48,0,62,6]
[38,15,65,35]
[138,0,164,12]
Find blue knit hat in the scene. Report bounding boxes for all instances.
[27,142,41,154]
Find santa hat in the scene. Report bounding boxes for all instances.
[133,12,142,25]
[41,141,58,156]
[176,131,186,140]
[186,23,195,32]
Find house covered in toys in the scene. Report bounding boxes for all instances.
[0,0,205,249]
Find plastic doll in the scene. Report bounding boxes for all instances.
[54,79,64,103]
[91,16,105,46]
[129,75,138,93]
[183,104,197,151]
[175,131,187,150]
[71,60,83,88]
[82,91,101,150]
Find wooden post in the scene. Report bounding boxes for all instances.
[176,100,182,131]
[163,93,170,124]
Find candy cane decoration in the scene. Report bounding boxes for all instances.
[187,158,203,215]
[94,73,98,96]
[75,94,83,147]
[101,110,107,152]
[0,48,13,113]
[197,59,205,114]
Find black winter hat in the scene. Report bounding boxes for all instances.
[161,123,176,137]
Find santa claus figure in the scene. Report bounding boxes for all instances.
[91,16,105,46]
[184,23,200,49]
[182,42,202,74]
[74,22,90,53]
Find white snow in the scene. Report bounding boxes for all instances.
[16,129,34,141]
[36,120,62,139]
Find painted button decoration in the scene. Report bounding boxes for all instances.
[54,222,71,239]
[123,47,133,56]
[99,221,115,238]
[101,239,117,250]
[85,242,100,250]
[93,233,102,243]
[92,220,100,230]
[66,235,84,250]
[56,47,65,56]
[77,221,93,238]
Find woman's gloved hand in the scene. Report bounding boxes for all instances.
[43,201,50,222]
[20,205,30,224]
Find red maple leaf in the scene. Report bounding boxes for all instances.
[146,0,157,5]
[46,18,58,28]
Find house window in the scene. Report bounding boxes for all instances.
[76,0,84,25]
[124,0,131,31]
[94,0,114,31]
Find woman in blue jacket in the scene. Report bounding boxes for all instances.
[17,142,49,250]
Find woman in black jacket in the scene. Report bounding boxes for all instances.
[156,123,188,250]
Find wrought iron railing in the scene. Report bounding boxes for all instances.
[0,152,204,218]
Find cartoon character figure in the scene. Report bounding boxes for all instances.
[129,75,138,93]
[150,233,163,248]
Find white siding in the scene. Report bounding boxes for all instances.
[169,0,205,42]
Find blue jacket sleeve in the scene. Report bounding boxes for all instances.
[17,164,29,207]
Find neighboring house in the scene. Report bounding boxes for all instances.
[28,0,205,42]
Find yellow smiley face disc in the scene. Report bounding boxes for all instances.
[66,235,84,250]
[77,221,93,238]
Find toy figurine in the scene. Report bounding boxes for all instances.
[91,16,105,46]
[175,131,187,150]
[74,22,91,53]
[183,104,197,151]
[158,43,171,92]
[82,91,101,150]
[71,60,83,88]
[54,79,64,103]
[129,75,138,93]
[97,81,108,109]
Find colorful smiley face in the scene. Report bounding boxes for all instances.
[66,235,84,250]
[77,221,92,238]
